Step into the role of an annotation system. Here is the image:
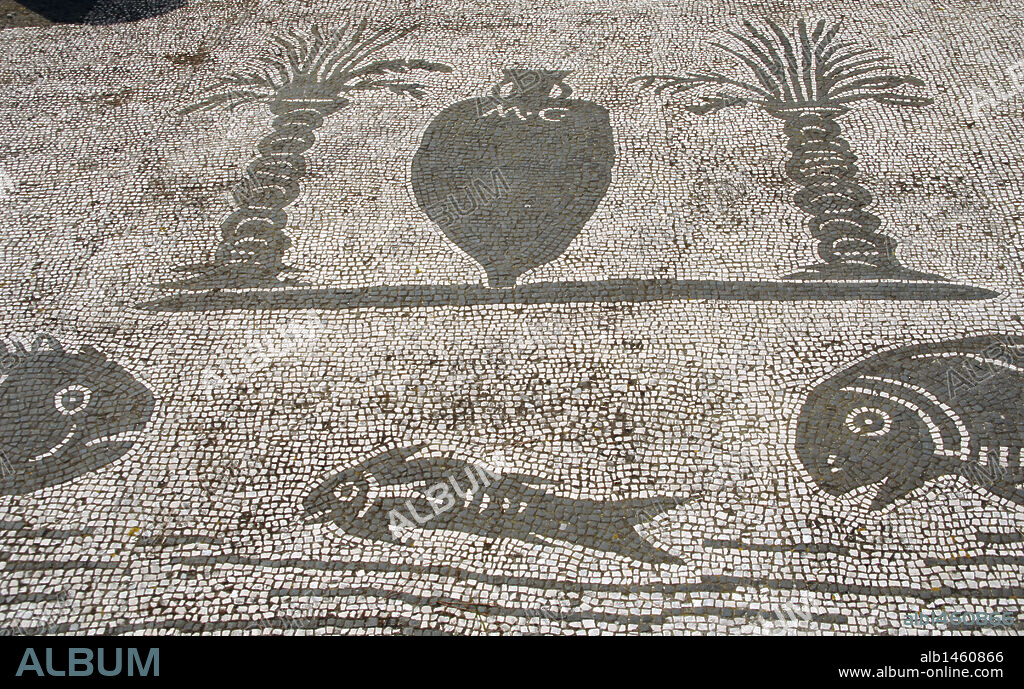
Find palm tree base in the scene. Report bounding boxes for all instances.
[783,261,947,282]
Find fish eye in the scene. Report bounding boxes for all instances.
[333,482,360,503]
[54,385,92,415]
[844,407,891,437]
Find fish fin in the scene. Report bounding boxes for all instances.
[526,528,682,566]
[616,529,684,565]
[865,460,976,510]
[977,480,1024,509]
[338,521,405,546]
[31,334,64,354]
[393,449,476,485]
[8,338,27,356]
[499,471,555,491]
[361,444,430,472]
[75,344,108,364]
[621,496,690,527]
[0,338,25,366]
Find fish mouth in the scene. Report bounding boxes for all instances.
[23,427,143,464]
[816,454,856,495]
[820,481,892,510]
[817,462,896,511]
[0,426,144,494]
[863,477,897,511]
[83,429,147,449]
[26,425,80,463]
[813,454,893,510]
[819,453,883,493]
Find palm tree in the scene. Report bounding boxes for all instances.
[166,21,452,289]
[633,19,941,281]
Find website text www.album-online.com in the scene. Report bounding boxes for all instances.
[837,651,1006,679]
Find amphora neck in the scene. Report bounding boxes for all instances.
[491,69,573,104]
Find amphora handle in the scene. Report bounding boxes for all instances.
[491,69,573,101]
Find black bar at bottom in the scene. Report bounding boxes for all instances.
[0,635,1018,681]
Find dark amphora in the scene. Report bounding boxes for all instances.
[412,69,615,288]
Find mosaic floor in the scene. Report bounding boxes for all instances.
[0,0,1022,635]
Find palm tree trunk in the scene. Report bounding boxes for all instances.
[779,109,905,277]
[215,104,323,281]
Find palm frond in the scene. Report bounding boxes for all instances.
[323,24,415,84]
[810,18,827,44]
[821,47,881,75]
[180,90,271,115]
[315,21,369,83]
[818,39,858,66]
[831,74,924,94]
[254,54,290,85]
[686,94,748,114]
[721,33,784,98]
[635,18,932,113]
[183,20,450,115]
[712,40,782,97]
[630,73,770,101]
[822,56,895,81]
[217,70,279,91]
[742,20,797,101]
[307,23,350,79]
[766,18,805,101]
[347,58,453,80]
[854,93,933,107]
[797,20,815,101]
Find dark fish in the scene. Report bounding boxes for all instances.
[796,335,1024,510]
[0,336,155,494]
[303,445,685,564]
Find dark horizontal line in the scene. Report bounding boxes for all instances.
[923,556,1024,567]
[0,591,69,606]
[133,535,225,548]
[136,279,998,312]
[0,526,94,540]
[0,556,121,572]
[0,622,78,636]
[2,615,442,637]
[974,531,1024,544]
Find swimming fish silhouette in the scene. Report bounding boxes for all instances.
[303,445,685,564]
[795,335,1024,511]
[0,336,155,494]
